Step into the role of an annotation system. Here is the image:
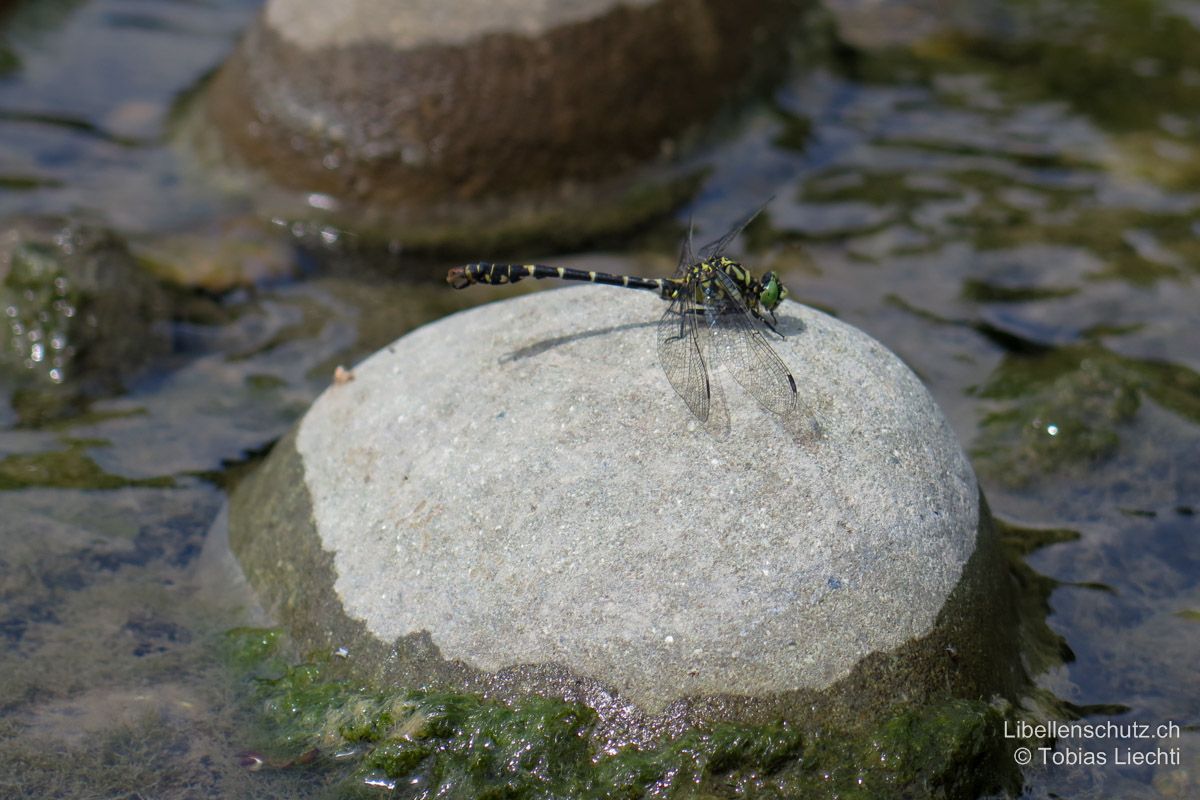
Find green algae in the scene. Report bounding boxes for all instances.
[0,439,173,490]
[224,629,1018,799]
[0,713,200,800]
[972,347,1139,480]
[827,0,1200,291]
[847,700,1014,799]
[994,520,1077,680]
[850,0,1200,136]
[970,345,1200,483]
[966,0,1200,135]
[972,207,1196,286]
[0,218,173,423]
[223,627,287,672]
[1,239,81,387]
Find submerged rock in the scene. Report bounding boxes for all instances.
[0,217,172,422]
[130,215,295,292]
[230,282,1020,739]
[191,0,808,251]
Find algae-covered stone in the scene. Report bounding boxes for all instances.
[223,632,1020,798]
[231,283,1020,738]
[0,217,172,421]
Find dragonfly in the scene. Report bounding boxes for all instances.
[446,208,799,424]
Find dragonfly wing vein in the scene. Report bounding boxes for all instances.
[697,198,773,261]
[707,269,799,417]
[657,289,711,422]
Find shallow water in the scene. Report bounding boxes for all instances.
[0,0,1197,798]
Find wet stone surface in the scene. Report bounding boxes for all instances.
[193,0,809,251]
[0,217,173,422]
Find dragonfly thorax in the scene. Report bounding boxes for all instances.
[688,257,789,315]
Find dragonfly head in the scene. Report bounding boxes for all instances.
[758,271,788,311]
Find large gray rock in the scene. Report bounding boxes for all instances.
[231,282,1019,732]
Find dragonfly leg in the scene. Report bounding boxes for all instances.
[754,306,785,338]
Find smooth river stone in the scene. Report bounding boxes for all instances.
[230,282,1019,731]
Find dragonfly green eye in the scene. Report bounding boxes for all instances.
[760,272,787,310]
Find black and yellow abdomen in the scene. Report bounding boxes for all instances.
[447,262,670,294]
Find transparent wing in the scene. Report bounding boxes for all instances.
[697,197,774,261]
[704,268,798,417]
[656,283,710,422]
[674,217,697,277]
